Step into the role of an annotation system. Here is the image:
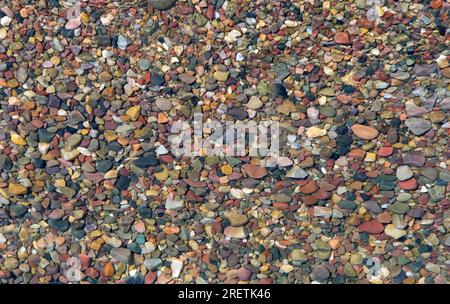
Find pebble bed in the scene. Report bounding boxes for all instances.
[0,0,449,284]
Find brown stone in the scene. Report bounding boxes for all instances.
[243,164,267,179]
[334,32,350,44]
[358,219,384,235]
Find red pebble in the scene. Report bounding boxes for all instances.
[334,32,350,44]
[377,147,394,157]
[206,5,215,20]
[358,219,384,235]
[145,272,157,284]
[398,178,418,190]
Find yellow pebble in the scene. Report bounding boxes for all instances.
[80,12,90,24]
[364,152,377,162]
[146,189,159,196]
[104,131,118,142]
[221,164,233,175]
[11,132,27,146]
[54,179,66,188]
[50,56,61,66]
[126,105,141,121]
[154,166,169,181]
[8,183,27,195]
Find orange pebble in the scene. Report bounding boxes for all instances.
[103,262,114,277]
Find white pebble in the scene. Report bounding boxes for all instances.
[1,16,12,27]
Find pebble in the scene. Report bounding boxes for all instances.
[155,98,173,111]
[1,16,12,27]
[237,268,252,281]
[224,226,247,239]
[171,259,184,278]
[286,166,308,179]
[126,105,141,121]
[8,183,27,195]
[243,164,267,179]
[11,133,27,146]
[405,118,432,135]
[358,219,384,235]
[246,96,263,110]
[396,165,414,181]
[65,19,80,30]
[384,224,407,240]
[310,265,330,282]
[117,35,129,50]
[213,71,229,82]
[225,212,248,227]
[351,124,379,140]
[306,126,327,138]
[111,248,132,264]
[149,0,177,10]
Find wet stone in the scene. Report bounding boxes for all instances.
[0,0,446,285]
[111,248,132,264]
[405,118,432,135]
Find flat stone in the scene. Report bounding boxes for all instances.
[111,248,132,264]
[61,149,80,161]
[134,155,159,168]
[213,71,229,82]
[358,219,384,234]
[237,268,252,281]
[178,73,197,84]
[144,258,162,271]
[402,153,425,167]
[421,167,438,181]
[11,132,26,146]
[66,134,82,148]
[115,175,131,191]
[117,35,129,50]
[384,224,407,239]
[334,32,350,44]
[286,166,308,179]
[126,105,141,121]
[155,98,173,111]
[390,71,410,80]
[96,160,113,173]
[10,204,27,217]
[389,202,409,214]
[306,126,327,138]
[149,0,177,10]
[351,124,379,140]
[310,265,330,282]
[224,226,247,239]
[8,183,27,195]
[246,96,263,110]
[4,258,18,271]
[138,59,151,71]
[405,118,432,135]
[171,259,184,278]
[225,212,248,227]
[414,63,437,76]
[396,165,414,181]
[48,219,70,232]
[428,186,446,202]
[291,249,308,263]
[243,164,267,179]
[165,198,184,210]
[65,19,81,30]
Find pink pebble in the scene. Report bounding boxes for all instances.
[65,18,81,30]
